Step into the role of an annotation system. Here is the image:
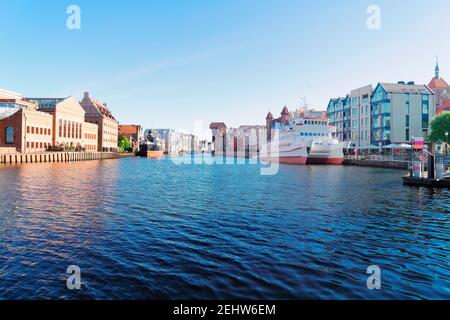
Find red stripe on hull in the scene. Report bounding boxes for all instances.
[278,156,308,165]
[306,157,344,165]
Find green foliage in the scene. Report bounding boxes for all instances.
[429,113,450,144]
[118,135,132,152]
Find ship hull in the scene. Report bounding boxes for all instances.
[306,157,343,165]
[144,151,164,159]
[278,156,308,165]
[261,146,309,165]
[306,141,345,165]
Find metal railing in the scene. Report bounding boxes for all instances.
[344,154,411,163]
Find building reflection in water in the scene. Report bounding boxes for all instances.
[0,160,120,257]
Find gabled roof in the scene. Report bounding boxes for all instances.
[0,88,23,100]
[91,98,115,120]
[378,82,434,95]
[437,99,450,114]
[119,125,141,134]
[209,122,227,130]
[281,106,289,115]
[428,77,450,89]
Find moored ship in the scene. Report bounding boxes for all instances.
[139,131,164,159]
[266,106,345,165]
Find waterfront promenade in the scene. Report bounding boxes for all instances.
[0,151,134,164]
[344,154,450,170]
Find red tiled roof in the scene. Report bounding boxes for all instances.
[437,99,450,114]
[209,122,227,129]
[428,77,450,89]
[119,125,140,135]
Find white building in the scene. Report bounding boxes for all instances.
[351,85,373,148]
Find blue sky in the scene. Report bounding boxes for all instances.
[1,0,450,135]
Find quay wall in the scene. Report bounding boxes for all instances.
[0,152,133,164]
[344,158,408,170]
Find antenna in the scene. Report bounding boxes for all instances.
[301,97,309,111]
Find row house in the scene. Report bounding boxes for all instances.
[327,96,351,142]
[326,63,444,148]
[370,82,435,146]
[81,92,119,152]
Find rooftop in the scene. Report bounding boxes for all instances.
[379,82,434,95]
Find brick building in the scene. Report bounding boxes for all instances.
[118,124,142,151]
[0,89,53,153]
[80,92,119,152]
[27,96,87,151]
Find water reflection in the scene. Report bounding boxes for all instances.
[0,158,450,299]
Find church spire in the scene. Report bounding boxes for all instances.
[435,56,440,80]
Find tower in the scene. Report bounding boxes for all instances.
[435,57,440,80]
[280,106,289,123]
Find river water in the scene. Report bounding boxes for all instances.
[0,156,449,299]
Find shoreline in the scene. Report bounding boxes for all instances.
[0,151,135,164]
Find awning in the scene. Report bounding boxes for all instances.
[383,143,412,150]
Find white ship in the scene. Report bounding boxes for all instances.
[265,106,345,165]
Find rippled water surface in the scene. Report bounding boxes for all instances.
[0,157,450,299]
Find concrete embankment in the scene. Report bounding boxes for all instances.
[0,152,135,164]
[343,158,408,170]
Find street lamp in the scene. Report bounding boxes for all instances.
[445,131,449,156]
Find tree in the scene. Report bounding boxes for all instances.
[428,113,450,144]
[118,135,132,152]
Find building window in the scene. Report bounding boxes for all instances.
[5,127,14,144]
[406,129,410,141]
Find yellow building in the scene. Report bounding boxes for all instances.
[27,97,86,151]
[82,121,99,152]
